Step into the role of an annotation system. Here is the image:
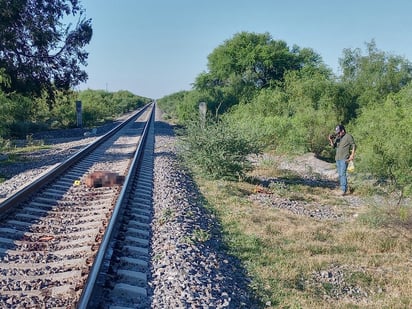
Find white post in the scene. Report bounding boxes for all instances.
[199,102,206,129]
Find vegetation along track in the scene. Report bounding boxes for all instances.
[0,103,154,308]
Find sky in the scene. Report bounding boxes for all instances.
[76,0,412,99]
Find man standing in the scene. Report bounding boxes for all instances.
[328,124,356,196]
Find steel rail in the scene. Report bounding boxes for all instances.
[0,103,151,214]
[76,103,155,308]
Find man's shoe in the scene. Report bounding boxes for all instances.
[341,190,349,196]
[334,189,346,196]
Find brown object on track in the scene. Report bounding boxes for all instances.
[85,171,125,188]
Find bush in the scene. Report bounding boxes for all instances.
[290,106,338,157]
[225,88,337,157]
[157,90,189,121]
[0,89,151,139]
[177,119,261,180]
[353,85,412,197]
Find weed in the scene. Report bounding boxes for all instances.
[268,181,288,195]
[313,229,331,242]
[0,137,12,149]
[260,156,278,169]
[398,206,410,222]
[159,207,174,225]
[25,134,44,147]
[192,228,210,243]
[358,206,388,228]
[378,237,398,253]
[182,235,194,245]
[346,271,373,287]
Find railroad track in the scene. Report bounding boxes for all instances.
[78,105,155,308]
[0,103,155,308]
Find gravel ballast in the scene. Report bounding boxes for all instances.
[3,109,395,307]
[149,120,257,308]
[0,113,258,308]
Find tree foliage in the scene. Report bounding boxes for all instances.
[0,0,92,104]
[156,90,189,120]
[226,67,340,156]
[78,89,149,124]
[175,90,211,123]
[175,33,412,195]
[0,89,150,139]
[339,40,412,110]
[353,84,412,197]
[194,32,324,116]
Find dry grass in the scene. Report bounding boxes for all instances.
[195,155,412,308]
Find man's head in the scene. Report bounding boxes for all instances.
[335,124,346,134]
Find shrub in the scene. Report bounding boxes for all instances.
[353,85,412,197]
[177,119,261,180]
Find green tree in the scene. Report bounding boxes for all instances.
[111,90,144,114]
[339,40,412,111]
[77,89,149,127]
[194,32,323,114]
[353,83,412,198]
[0,91,11,137]
[4,93,49,137]
[223,89,292,152]
[157,90,189,120]
[0,0,92,105]
[175,90,214,124]
[225,66,341,156]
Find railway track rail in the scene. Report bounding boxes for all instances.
[0,103,155,308]
[78,103,155,308]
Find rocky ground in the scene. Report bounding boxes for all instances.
[0,112,407,307]
[0,116,258,308]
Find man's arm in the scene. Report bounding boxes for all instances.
[328,135,336,148]
[349,144,355,161]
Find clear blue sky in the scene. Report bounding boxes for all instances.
[77,0,412,99]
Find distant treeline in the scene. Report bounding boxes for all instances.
[158,32,412,196]
[0,89,151,139]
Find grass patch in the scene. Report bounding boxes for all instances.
[159,207,174,225]
[0,140,51,166]
[193,157,412,308]
[0,140,53,183]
